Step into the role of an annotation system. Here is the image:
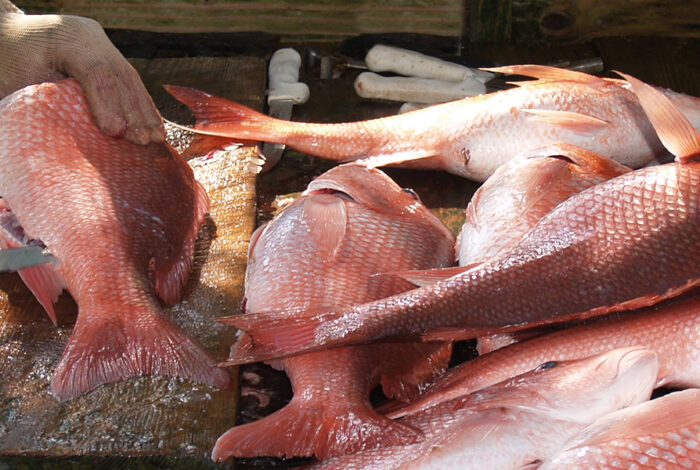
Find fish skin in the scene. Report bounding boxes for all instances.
[225,159,700,364]
[537,388,700,469]
[0,79,231,400]
[386,294,700,419]
[212,163,455,460]
[165,67,700,182]
[457,142,630,266]
[306,347,659,470]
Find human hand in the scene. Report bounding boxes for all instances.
[0,10,164,145]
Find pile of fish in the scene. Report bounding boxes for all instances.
[2,61,700,468]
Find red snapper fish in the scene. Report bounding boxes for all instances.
[0,79,231,400]
[164,65,700,182]
[307,347,659,470]
[536,389,700,469]
[385,294,700,419]
[212,163,455,460]
[223,72,700,364]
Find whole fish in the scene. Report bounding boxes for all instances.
[224,72,700,364]
[165,65,700,182]
[307,347,659,469]
[536,388,700,469]
[212,163,455,460]
[0,79,231,400]
[385,294,700,418]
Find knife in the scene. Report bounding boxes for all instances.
[0,245,55,272]
[260,48,310,173]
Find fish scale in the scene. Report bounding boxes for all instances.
[165,67,700,182]
[0,79,230,400]
[224,160,700,363]
[213,163,455,461]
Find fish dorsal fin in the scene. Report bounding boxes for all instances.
[381,264,476,287]
[483,65,604,84]
[616,72,700,163]
[559,389,700,451]
[301,195,347,263]
[520,109,610,133]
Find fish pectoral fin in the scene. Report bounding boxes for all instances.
[350,149,438,169]
[379,265,476,287]
[482,65,604,85]
[521,109,610,133]
[302,196,347,263]
[0,213,65,325]
[616,71,700,163]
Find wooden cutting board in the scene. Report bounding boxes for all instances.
[0,57,264,464]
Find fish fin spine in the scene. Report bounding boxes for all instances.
[51,298,231,401]
[521,109,610,133]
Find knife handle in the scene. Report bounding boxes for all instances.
[365,44,494,84]
[354,72,486,104]
[268,48,310,104]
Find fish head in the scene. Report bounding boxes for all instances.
[473,347,658,424]
[305,163,437,220]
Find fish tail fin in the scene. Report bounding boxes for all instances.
[51,299,231,401]
[615,72,700,163]
[212,391,422,461]
[154,179,210,305]
[163,85,288,144]
[218,312,326,364]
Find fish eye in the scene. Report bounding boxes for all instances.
[535,361,558,371]
[401,188,420,200]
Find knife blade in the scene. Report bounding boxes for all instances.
[260,48,310,173]
[0,246,55,272]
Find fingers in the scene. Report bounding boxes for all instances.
[58,16,164,145]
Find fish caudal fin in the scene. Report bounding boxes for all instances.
[154,180,210,305]
[211,391,423,461]
[616,72,700,163]
[51,299,231,401]
[163,85,287,144]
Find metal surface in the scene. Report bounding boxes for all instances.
[0,246,54,272]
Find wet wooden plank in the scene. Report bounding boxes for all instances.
[14,0,463,38]
[0,57,264,463]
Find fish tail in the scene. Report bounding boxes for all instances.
[211,391,423,461]
[51,299,232,401]
[218,312,325,365]
[164,84,288,144]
